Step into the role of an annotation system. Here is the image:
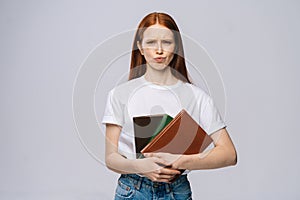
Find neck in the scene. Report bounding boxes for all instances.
[144,65,178,86]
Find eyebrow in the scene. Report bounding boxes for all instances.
[144,38,174,41]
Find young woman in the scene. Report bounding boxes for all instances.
[102,12,237,200]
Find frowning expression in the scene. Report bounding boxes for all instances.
[138,24,176,71]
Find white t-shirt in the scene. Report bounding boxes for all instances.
[102,74,226,162]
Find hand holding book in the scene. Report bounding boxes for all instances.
[143,152,182,168]
[135,155,182,183]
[133,109,213,182]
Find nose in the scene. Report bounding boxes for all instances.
[156,42,163,55]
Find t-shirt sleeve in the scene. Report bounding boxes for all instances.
[101,89,124,127]
[200,95,227,135]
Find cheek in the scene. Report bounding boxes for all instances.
[163,45,176,56]
[167,53,175,63]
[141,49,153,62]
[165,47,175,58]
[142,48,155,57]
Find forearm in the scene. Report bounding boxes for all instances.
[105,152,139,174]
[179,145,237,170]
[105,124,140,174]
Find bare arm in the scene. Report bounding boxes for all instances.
[144,128,237,170]
[175,128,237,170]
[105,124,137,174]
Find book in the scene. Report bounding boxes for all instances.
[133,114,173,159]
[141,109,213,155]
[140,109,213,182]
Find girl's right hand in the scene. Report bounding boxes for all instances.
[134,157,181,183]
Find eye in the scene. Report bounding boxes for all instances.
[162,40,173,45]
[146,40,155,44]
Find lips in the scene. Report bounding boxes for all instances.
[154,57,166,63]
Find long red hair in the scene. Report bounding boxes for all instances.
[129,12,192,83]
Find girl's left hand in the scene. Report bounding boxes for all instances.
[143,152,186,169]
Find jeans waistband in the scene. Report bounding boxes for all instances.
[120,173,188,189]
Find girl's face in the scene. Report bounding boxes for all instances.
[138,24,176,71]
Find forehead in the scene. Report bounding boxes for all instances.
[142,24,174,39]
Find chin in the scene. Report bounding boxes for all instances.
[148,63,169,71]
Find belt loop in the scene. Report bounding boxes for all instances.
[165,183,171,193]
[134,175,143,190]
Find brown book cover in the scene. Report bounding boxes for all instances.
[140,109,213,182]
[141,109,213,155]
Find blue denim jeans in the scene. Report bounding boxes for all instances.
[114,174,192,200]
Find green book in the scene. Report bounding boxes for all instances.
[133,114,173,159]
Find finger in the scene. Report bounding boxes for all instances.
[152,173,174,183]
[143,153,154,158]
[155,173,175,179]
[160,167,181,175]
[155,152,172,159]
[144,152,164,158]
[154,152,163,158]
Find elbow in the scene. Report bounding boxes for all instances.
[222,146,237,167]
[105,154,122,173]
[106,165,115,172]
[105,157,117,172]
[105,155,114,171]
[229,148,238,166]
[105,158,111,170]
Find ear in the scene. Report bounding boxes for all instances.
[137,41,144,55]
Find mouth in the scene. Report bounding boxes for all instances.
[154,57,166,63]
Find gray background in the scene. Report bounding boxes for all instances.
[1,0,299,199]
